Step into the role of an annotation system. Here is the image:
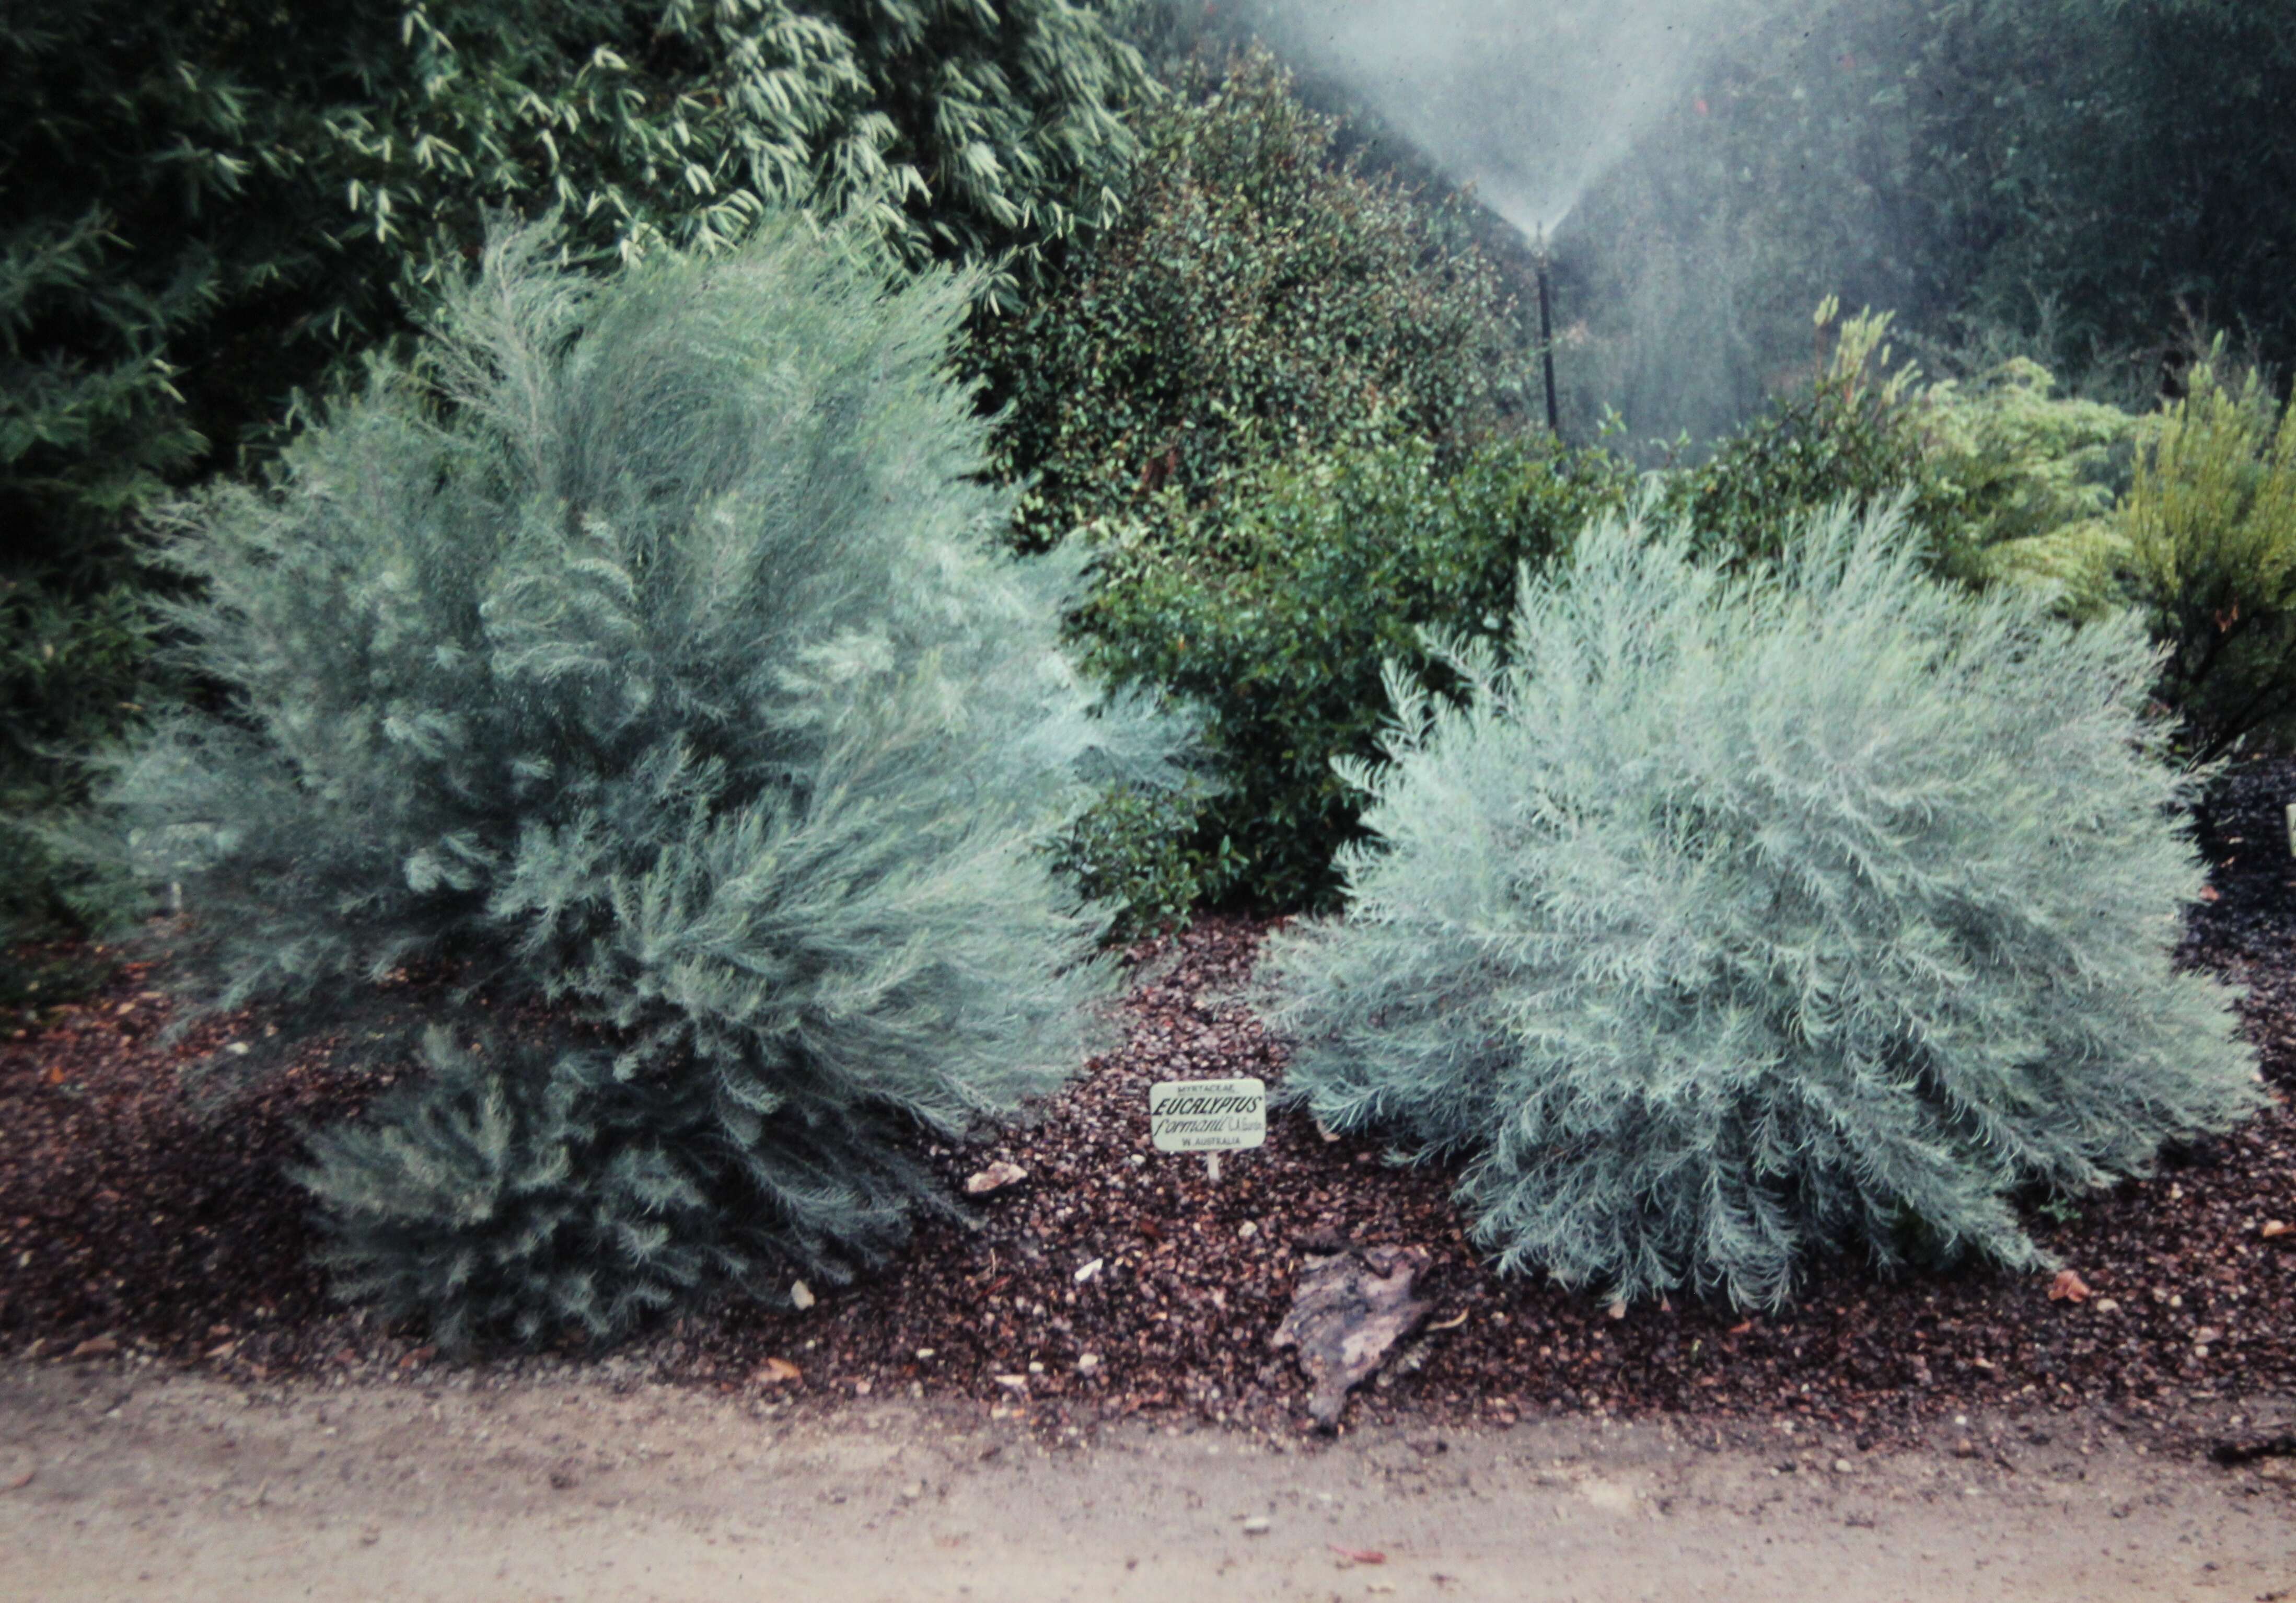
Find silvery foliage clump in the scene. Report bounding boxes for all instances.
[74,214,1197,1344]
[1249,497,2260,1310]
[295,1027,724,1350]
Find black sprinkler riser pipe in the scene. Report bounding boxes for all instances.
[1536,253,1561,440]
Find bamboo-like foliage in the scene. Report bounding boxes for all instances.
[1250,498,2260,1310]
[68,214,1196,1344]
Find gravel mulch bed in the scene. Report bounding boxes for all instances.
[7,754,2296,1450]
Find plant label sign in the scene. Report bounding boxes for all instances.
[1149,1077,1267,1154]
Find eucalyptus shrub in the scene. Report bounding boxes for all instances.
[1251,498,2259,1310]
[296,1027,725,1350]
[4,0,1154,944]
[67,215,1197,1346]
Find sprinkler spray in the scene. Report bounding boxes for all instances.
[1534,228,1561,439]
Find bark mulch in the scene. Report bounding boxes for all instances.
[7,753,2296,1452]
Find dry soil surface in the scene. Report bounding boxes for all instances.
[3,1360,2291,1603]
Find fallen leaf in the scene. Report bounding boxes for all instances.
[1329,1544,1387,1564]
[964,1161,1029,1196]
[789,1279,816,1311]
[756,1358,801,1385]
[67,1336,117,1359]
[1727,1319,1757,1336]
[44,1065,63,1086]
[1424,1310,1468,1332]
[2261,1220,2290,1240]
[2047,1270,2092,1303]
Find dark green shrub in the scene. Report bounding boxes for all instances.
[1662,306,1967,576]
[1042,773,1246,943]
[1251,498,2259,1310]
[64,215,1197,1346]
[968,43,1525,555]
[1076,431,1629,912]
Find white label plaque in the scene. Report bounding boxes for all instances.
[1149,1076,1267,1154]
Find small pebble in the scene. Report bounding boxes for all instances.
[1241,1515,1270,1535]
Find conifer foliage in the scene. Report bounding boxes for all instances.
[77,215,1195,1346]
[1251,499,2260,1310]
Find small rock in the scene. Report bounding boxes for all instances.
[899,1481,925,1502]
[2094,1297,2122,1314]
[965,1161,1029,1196]
[1238,1221,1258,1239]
[1242,1515,1271,1535]
[67,1337,118,1360]
[1074,1257,1105,1285]
[915,1348,936,1362]
[2262,1220,2290,1240]
[1833,1459,1853,1474]
[993,1374,1029,1391]
[789,1280,816,1311]
[1606,1300,1628,1320]
[1953,1439,1978,1459]
[1075,1353,1102,1374]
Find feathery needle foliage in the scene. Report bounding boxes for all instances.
[64,213,1197,1346]
[1250,498,2260,1311]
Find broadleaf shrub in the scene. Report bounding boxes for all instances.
[1250,497,2260,1310]
[1076,432,1628,912]
[1664,306,1963,576]
[969,43,1524,555]
[66,214,1197,1346]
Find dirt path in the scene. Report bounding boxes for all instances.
[3,1362,2290,1602]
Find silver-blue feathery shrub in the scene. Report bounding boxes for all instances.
[1249,497,2260,1310]
[68,214,1197,1344]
